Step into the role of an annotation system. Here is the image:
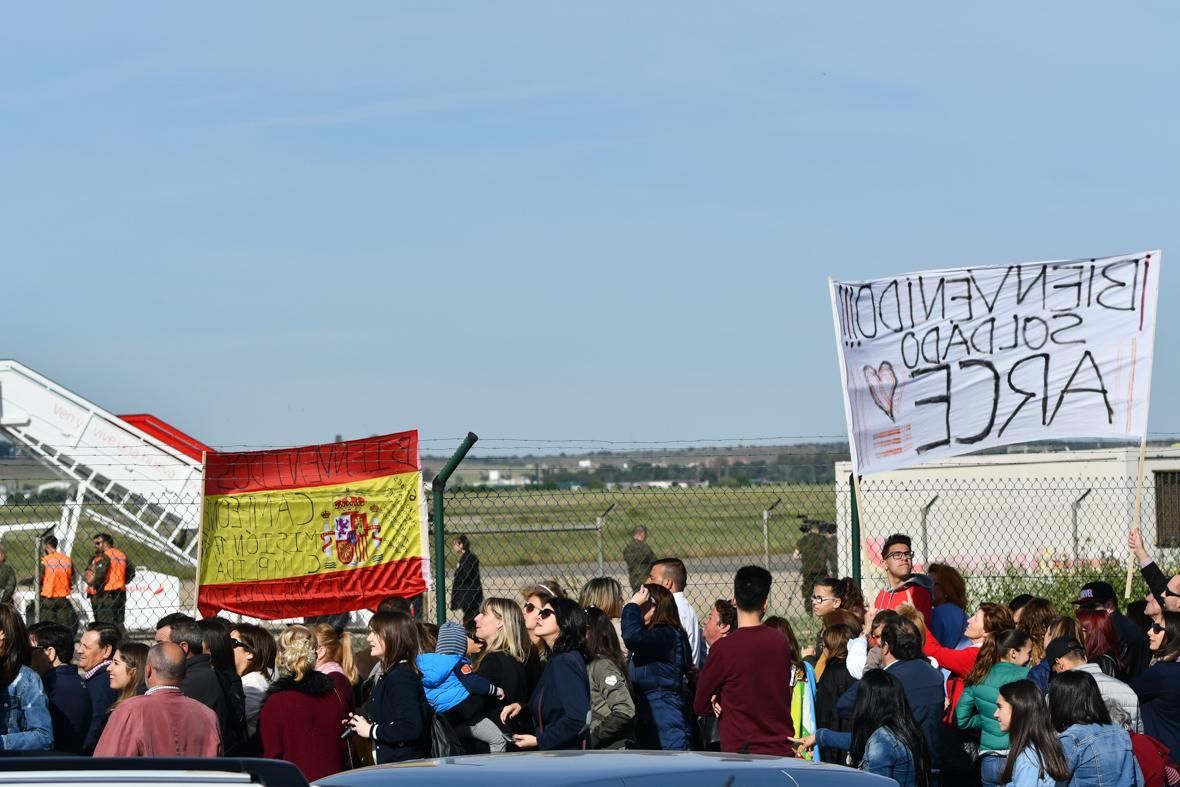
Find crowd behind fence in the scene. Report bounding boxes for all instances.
[2,450,1178,635]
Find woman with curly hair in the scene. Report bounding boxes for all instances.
[501,597,592,750]
[923,601,1015,719]
[1014,598,1056,664]
[259,625,351,780]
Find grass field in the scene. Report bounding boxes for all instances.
[439,483,838,569]
[0,502,195,587]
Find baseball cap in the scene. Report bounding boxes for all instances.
[1045,636,1086,664]
[1072,581,1116,606]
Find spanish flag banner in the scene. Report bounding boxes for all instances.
[197,430,429,619]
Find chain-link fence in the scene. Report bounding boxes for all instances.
[0,478,201,635]
[3,448,1178,639]
[431,468,1179,640]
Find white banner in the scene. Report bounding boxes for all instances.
[830,251,1161,476]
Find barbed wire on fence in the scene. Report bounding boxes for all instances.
[1,440,1178,639]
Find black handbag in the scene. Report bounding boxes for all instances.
[418,683,466,758]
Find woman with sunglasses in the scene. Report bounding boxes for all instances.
[621,584,694,750]
[230,624,276,741]
[1132,610,1180,762]
[520,581,566,692]
[501,597,592,750]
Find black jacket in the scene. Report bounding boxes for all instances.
[837,658,945,768]
[44,664,92,754]
[815,658,854,764]
[182,654,230,742]
[82,663,117,754]
[370,661,428,764]
[450,551,483,615]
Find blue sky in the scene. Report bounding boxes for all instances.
[3,4,1178,453]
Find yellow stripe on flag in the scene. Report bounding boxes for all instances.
[199,471,422,586]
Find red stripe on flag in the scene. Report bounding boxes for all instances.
[204,430,418,496]
[197,556,427,619]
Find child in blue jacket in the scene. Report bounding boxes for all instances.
[417,622,506,751]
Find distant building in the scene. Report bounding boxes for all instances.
[835,447,1180,583]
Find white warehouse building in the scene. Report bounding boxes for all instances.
[834,447,1180,587]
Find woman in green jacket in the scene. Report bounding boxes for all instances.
[953,629,1032,787]
[584,607,636,748]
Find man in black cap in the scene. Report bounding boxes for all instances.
[1046,636,1141,732]
[1072,581,1150,679]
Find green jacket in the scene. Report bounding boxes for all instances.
[954,661,1030,751]
[588,657,635,749]
[623,540,655,592]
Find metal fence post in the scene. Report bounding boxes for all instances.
[920,495,938,568]
[595,504,615,578]
[849,473,862,588]
[762,498,781,569]
[1072,489,1092,566]
[432,432,478,624]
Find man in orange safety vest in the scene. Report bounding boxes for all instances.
[85,533,130,632]
[40,536,76,630]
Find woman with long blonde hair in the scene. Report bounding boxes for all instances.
[458,597,529,749]
[311,622,357,714]
[258,625,351,781]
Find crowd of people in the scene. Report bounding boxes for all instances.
[0,527,1177,787]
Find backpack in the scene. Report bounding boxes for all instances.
[418,682,465,758]
[1131,731,1180,787]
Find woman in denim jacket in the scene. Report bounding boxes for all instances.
[993,680,1069,787]
[0,605,53,751]
[1049,670,1143,787]
[800,669,931,787]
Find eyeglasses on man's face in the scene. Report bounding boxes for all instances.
[886,551,914,561]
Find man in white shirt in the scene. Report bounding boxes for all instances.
[647,557,703,667]
[1047,636,1142,732]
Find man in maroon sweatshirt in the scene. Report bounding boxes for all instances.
[693,565,795,756]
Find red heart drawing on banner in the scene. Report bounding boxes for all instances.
[863,361,898,422]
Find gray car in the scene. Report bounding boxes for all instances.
[314,751,899,787]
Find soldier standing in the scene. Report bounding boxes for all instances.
[794,520,828,614]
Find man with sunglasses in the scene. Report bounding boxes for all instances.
[1129,529,1180,614]
[871,533,934,629]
